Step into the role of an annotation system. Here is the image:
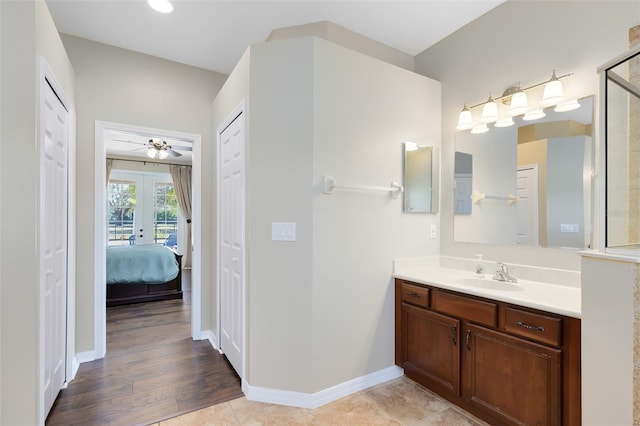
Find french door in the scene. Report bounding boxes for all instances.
[108,171,178,247]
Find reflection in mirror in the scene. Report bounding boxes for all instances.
[403,142,439,213]
[454,152,472,215]
[454,96,594,249]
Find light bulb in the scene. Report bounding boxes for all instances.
[148,0,174,13]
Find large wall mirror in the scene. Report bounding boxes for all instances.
[403,142,439,213]
[454,96,594,249]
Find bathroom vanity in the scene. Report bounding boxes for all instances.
[394,263,581,426]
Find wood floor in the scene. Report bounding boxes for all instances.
[46,271,243,425]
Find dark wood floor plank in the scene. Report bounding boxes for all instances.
[46,274,243,425]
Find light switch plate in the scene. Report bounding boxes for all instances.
[272,222,296,241]
[560,224,579,233]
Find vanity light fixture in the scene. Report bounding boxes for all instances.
[456,104,473,130]
[508,84,528,116]
[481,94,498,123]
[554,98,580,112]
[456,70,574,133]
[148,0,174,13]
[494,117,515,128]
[541,70,564,107]
[523,108,545,121]
[470,124,489,134]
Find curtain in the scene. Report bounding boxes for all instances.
[170,165,192,268]
[106,158,114,186]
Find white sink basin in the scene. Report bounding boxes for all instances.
[455,277,524,291]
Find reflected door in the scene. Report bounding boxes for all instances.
[516,165,539,246]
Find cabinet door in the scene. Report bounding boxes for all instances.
[464,324,561,426]
[402,303,460,396]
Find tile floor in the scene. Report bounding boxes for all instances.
[150,377,489,425]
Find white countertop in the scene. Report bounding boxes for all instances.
[393,262,581,319]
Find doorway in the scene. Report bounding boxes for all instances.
[94,121,202,358]
[516,164,540,246]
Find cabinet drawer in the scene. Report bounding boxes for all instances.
[401,283,429,308]
[505,307,562,347]
[433,290,496,327]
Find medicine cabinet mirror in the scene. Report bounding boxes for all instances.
[403,142,439,213]
[454,96,594,249]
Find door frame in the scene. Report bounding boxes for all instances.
[38,57,75,423]
[516,164,540,246]
[94,121,202,358]
[216,101,246,381]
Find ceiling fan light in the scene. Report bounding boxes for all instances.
[481,95,498,123]
[148,0,174,13]
[554,98,580,112]
[456,105,473,130]
[147,147,157,159]
[159,149,169,160]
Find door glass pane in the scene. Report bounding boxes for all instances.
[108,180,136,246]
[154,182,178,246]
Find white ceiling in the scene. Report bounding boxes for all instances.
[46,0,504,164]
[46,0,505,75]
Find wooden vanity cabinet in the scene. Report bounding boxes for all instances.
[395,278,581,426]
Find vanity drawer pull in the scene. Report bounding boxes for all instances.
[516,321,544,332]
[465,329,471,351]
[401,283,429,308]
[505,307,561,346]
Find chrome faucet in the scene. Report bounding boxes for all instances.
[493,262,517,283]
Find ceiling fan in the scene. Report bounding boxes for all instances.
[113,137,192,160]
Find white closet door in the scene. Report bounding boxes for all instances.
[220,112,245,377]
[42,78,68,415]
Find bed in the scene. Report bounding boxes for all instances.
[106,244,183,307]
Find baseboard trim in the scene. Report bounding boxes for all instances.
[244,365,404,409]
[76,350,98,364]
[198,329,219,351]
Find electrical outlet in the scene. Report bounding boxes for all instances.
[430,224,437,239]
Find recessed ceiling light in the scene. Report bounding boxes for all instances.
[148,0,174,14]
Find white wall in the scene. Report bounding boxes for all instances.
[59,35,226,353]
[416,0,640,270]
[311,38,440,391]
[247,38,316,392]
[215,35,440,396]
[0,1,75,423]
[581,255,634,425]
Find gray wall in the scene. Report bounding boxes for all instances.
[59,35,227,353]
[416,0,640,270]
[212,35,440,394]
[1,1,76,423]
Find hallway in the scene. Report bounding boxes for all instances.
[46,271,243,425]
